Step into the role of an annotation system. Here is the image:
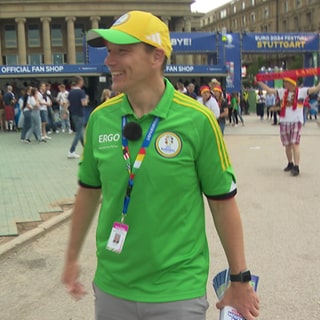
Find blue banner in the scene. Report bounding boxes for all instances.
[88,46,107,64]
[86,32,218,66]
[0,64,108,76]
[165,64,226,74]
[0,63,226,77]
[221,33,241,93]
[170,32,216,52]
[242,33,319,52]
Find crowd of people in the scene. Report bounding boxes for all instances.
[0,77,121,158]
[1,73,320,163]
[0,82,72,138]
[0,76,247,144]
[175,78,245,135]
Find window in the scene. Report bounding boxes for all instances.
[4,25,17,48]
[5,55,18,65]
[242,15,247,24]
[220,9,227,19]
[52,53,64,64]
[242,2,246,10]
[251,0,255,5]
[294,16,300,30]
[28,54,42,65]
[51,24,63,47]
[284,1,289,13]
[233,6,237,14]
[76,51,84,64]
[264,8,269,18]
[233,19,238,28]
[28,24,40,47]
[251,12,256,22]
[282,20,287,32]
[295,0,301,8]
[75,24,84,46]
[306,12,312,25]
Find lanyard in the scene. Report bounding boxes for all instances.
[121,116,160,222]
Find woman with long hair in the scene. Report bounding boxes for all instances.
[25,87,43,143]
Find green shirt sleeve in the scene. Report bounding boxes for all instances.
[195,110,236,198]
[78,113,101,188]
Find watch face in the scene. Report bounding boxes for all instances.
[242,270,252,282]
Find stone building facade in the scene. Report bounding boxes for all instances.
[200,0,320,33]
[199,0,320,70]
[0,0,202,66]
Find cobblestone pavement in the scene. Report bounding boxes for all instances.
[0,130,79,236]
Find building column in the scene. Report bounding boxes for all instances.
[194,54,202,65]
[15,18,27,65]
[174,18,184,65]
[161,16,171,27]
[161,16,171,64]
[90,16,101,29]
[66,16,76,64]
[40,17,52,64]
[184,17,193,65]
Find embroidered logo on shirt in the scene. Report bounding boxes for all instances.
[98,133,121,149]
[155,132,182,158]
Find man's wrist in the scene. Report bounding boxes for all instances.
[230,269,251,282]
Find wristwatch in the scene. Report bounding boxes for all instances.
[230,270,252,282]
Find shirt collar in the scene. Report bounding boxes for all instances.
[119,78,173,119]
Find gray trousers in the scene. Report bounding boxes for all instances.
[93,283,209,320]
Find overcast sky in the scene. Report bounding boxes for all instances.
[191,0,231,13]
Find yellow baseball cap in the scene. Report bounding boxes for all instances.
[283,77,297,86]
[87,11,172,58]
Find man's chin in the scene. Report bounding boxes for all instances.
[111,83,122,93]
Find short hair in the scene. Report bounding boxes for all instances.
[73,76,84,85]
[143,43,167,71]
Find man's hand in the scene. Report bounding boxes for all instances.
[216,282,259,320]
[62,260,87,300]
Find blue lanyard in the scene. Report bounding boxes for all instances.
[121,116,160,221]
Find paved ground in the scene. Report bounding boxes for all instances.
[0,115,320,319]
[0,130,79,236]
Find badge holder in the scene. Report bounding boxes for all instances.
[106,221,129,254]
[106,116,159,254]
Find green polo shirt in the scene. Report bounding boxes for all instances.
[79,78,236,303]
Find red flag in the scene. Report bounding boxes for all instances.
[256,67,320,81]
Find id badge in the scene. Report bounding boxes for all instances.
[106,222,129,254]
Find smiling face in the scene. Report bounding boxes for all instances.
[105,42,163,95]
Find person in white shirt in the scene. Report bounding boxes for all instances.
[199,85,220,119]
[57,84,72,133]
[38,82,52,141]
[258,76,320,176]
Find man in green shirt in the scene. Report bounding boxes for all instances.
[62,10,259,320]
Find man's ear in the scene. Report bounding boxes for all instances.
[152,48,166,68]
